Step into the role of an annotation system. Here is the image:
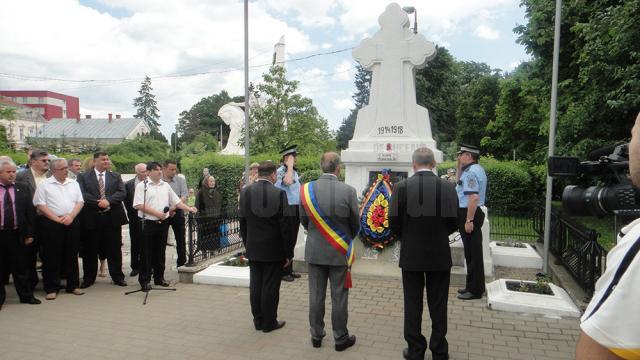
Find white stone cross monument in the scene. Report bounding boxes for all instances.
[342,2,442,196]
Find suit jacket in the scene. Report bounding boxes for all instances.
[124,177,139,221]
[239,180,291,262]
[300,174,360,266]
[4,182,36,242]
[15,168,49,195]
[77,169,128,229]
[389,171,459,271]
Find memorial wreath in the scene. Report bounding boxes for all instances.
[359,169,396,251]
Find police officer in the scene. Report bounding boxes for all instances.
[455,144,487,300]
[275,145,301,282]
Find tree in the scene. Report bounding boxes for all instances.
[336,65,371,150]
[415,47,460,144]
[0,104,16,150]
[176,90,242,146]
[512,0,640,158]
[133,76,164,141]
[455,73,501,146]
[247,65,333,155]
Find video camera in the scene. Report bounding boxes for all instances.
[548,143,640,217]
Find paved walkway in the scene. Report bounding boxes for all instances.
[0,271,579,360]
[0,226,581,359]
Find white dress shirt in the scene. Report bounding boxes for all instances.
[33,177,84,216]
[132,179,181,220]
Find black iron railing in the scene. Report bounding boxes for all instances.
[489,208,541,241]
[535,207,607,295]
[186,207,243,266]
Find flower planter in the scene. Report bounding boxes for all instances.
[486,279,580,318]
[490,241,542,269]
[193,257,250,287]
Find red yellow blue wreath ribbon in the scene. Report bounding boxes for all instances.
[300,181,354,288]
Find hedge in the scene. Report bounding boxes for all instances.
[438,158,542,211]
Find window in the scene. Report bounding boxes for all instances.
[22,97,27,103]
[19,127,24,140]
[38,97,44,104]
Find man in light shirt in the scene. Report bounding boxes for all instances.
[576,112,640,360]
[33,158,84,300]
[133,161,196,291]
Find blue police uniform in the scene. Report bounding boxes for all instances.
[456,161,488,299]
[275,165,300,205]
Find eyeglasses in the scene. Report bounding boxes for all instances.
[39,159,50,162]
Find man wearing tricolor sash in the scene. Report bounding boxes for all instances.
[300,152,359,352]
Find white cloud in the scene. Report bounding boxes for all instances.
[333,98,353,111]
[474,25,500,40]
[507,60,522,70]
[333,60,355,81]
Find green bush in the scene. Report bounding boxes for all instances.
[181,152,334,207]
[437,158,540,211]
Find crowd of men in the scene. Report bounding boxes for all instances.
[0,150,195,306]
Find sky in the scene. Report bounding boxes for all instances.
[0,0,530,139]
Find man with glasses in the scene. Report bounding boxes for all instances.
[16,149,50,290]
[33,158,85,300]
[455,144,487,300]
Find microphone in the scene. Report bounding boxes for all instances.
[163,206,170,213]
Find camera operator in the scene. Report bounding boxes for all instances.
[576,112,640,359]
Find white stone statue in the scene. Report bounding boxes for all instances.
[351,2,437,142]
[218,102,245,155]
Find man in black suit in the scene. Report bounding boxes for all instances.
[239,161,291,333]
[77,152,128,288]
[0,158,41,309]
[389,147,459,360]
[15,149,50,290]
[124,163,147,277]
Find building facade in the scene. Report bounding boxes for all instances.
[0,97,47,149]
[0,90,80,120]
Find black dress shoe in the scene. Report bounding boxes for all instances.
[282,274,294,282]
[335,335,356,351]
[154,279,170,287]
[262,320,286,333]
[402,348,410,359]
[20,297,42,305]
[130,269,139,277]
[79,281,94,289]
[112,279,128,287]
[457,291,482,300]
[291,272,301,278]
[311,338,322,348]
[457,288,468,294]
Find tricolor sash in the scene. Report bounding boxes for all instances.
[300,181,355,288]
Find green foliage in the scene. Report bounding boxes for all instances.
[0,104,17,120]
[105,136,172,173]
[179,133,219,156]
[177,90,240,146]
[246,66,334,155]
[438,158,540,211]
[133,76,161,134]
[415,47,460,143]
[180,152,329,207]
[336,65,371,150]
[0,125,10,150]
[455,73,501,145]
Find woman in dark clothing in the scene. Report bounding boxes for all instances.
[195,176,223,253]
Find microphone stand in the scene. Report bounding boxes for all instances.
[125,179,176,305]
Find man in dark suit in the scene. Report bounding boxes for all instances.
[15,149,50,290]
[239,161,291,333]
[299,152,359,351]
[124,163,147,277]
[0,158,41,309]
[389,147,458,360]
[77,152,128,288]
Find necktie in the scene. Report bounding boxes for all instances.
[98,173,106,199]
[2,184,15,230]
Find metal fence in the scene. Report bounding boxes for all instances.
[534,207,607,295]
[489,207,541,241]
[185,207,243,266]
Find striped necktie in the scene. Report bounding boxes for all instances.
[98,173,106,199]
